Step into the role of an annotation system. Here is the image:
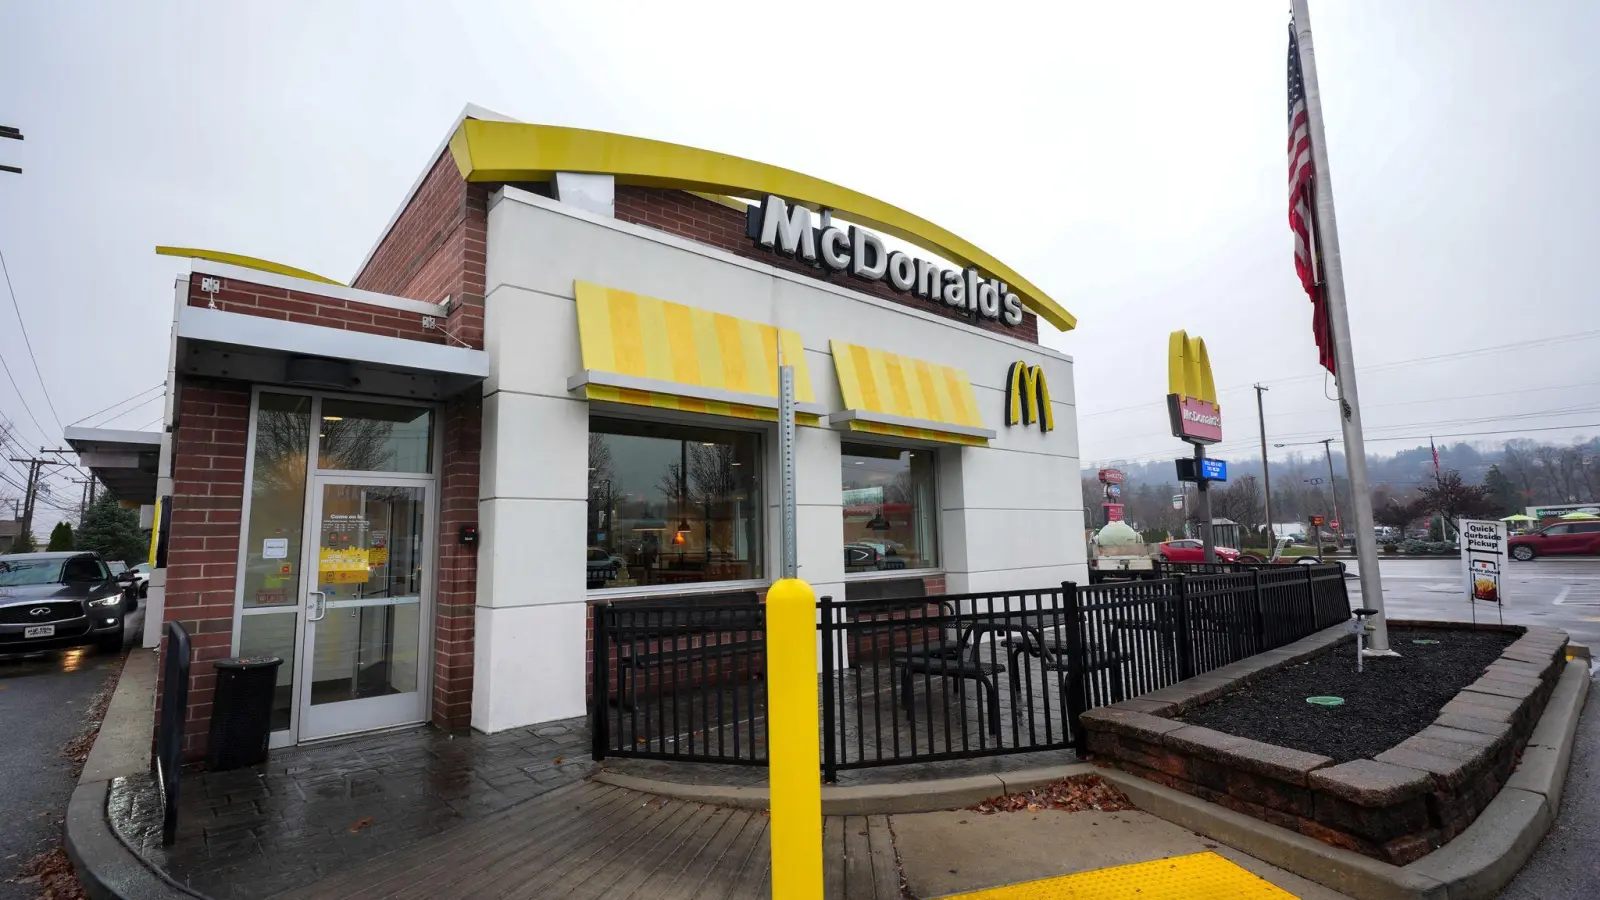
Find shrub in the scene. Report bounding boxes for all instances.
[1383,543,1398,554]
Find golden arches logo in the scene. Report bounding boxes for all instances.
[1167,330,1217,405]
[1167,330,1222,444]
[1004,362,1053,433]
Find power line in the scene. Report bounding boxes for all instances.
[98,392,164,427]
[0,248,63,432]
[0,351,50,444]
[68,383,164,428]
[1079,328,1600,419]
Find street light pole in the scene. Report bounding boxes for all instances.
[1255,385,1274,549]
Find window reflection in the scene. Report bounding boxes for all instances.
[842,443,938,573]
[587,418,762,588]
[318,399,433,473]
[243,393,311,610]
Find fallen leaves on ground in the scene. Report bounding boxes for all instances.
[17,848,86,900]
[348,817,376,833]
[553,755,565,765]
[63,666,122,777]
[967,775,1133,815]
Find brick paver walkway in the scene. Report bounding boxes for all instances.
[108,718,591,899]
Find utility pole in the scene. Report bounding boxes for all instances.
[1255,385,1275,549]
[10,452,75,551]
[1,124,21,175]
[1320,438,1342,550]
[1195,443,1215,562]
[9,458,43,551]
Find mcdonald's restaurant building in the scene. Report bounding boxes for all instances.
[139,106,1087,755]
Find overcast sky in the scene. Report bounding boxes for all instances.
[3,0,1597,523]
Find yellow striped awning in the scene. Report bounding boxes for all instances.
[569,281,822,424]
[827,340,996,446]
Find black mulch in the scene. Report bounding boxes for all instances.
[1180,626,1519,763]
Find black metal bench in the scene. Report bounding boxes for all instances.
[889,620,1006,736]
[1000,625,1135,704]
[611,591,764,709]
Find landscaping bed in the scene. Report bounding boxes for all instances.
[1079,621,1571,864]
[1180,626,1517,763]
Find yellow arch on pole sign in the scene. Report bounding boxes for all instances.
[1168,330,1218,406]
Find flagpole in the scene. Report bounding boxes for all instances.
[1291,0,1393,654]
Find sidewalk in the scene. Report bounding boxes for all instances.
[75,652,1591,900]
[93,709,1344,900]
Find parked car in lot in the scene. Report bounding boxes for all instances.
[1509,521,1600,560]
[0,551,136,654]
[1156,539,1240,563]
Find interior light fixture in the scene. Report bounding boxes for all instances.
[853,460,865,465]
[322,416,343,422]
[676,518,691,535]
[867,513,891,531]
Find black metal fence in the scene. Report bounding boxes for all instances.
[589,565,1350,777]
[590,597,768,764]
[157,621,190,846]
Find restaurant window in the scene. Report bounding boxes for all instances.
[842,443,937,573]
[586,418,762,588]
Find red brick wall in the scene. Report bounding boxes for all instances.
[160,378,251,760]
[613,187,1041,344]
[351,151,489,350]
[432,392,481,731]
[187,275,442,343]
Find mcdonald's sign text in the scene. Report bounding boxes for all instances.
[1004,362,1053,433]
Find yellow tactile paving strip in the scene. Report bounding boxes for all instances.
[934,851,1299,899]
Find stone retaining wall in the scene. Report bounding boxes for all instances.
[1079,622,1569,865]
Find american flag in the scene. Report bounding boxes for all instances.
[1288,23,1336,374]
[1431,437,1441,478]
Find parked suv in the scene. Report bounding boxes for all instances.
[1509,521,1600,561]
[0,551,136,654]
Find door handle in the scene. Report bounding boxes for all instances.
[308,591,327,622]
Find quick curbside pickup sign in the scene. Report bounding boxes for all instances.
[1166,329,1221,445]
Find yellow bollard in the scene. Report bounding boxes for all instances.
[765,577,823,899]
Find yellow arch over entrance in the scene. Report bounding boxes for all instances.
[447,120,1076,332]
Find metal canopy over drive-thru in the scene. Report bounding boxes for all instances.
[64,425,161,503]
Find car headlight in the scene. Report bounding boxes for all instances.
[89,594,124,608]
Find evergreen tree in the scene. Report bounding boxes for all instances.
[1483,465,1520,517]
[47,521,74,551]
[9,530,35,553]
[77,495,148,563]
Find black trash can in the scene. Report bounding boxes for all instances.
[206,655,283,771]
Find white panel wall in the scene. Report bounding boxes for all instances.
[474,187,1086,733]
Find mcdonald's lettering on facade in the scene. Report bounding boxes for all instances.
[1167,329,1222,444]
[1004,361,1053,432]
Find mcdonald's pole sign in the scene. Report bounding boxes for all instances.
[1167,330,1221,444]
[1004,361,1054,433]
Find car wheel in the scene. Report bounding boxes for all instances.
[139,583,149,599]
[1511,545,1536,561]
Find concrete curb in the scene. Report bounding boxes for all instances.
[63,648,203,900]
[592,763,1101,815]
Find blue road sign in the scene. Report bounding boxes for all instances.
[1200,458,1227,482]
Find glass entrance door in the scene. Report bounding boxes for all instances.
[297,477,431,741]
